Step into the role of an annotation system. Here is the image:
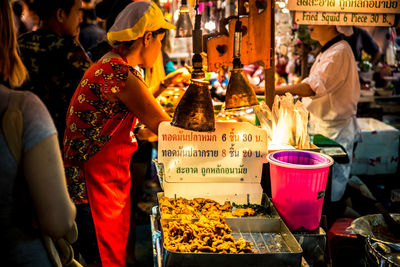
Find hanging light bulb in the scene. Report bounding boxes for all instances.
[224,20,258,110]
[204,21,216,32]
[175,0,193,37]
[172,6,215,131]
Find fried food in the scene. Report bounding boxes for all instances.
[163,216,254,254]
[159,196,255,219]
[232,208,256,217]
[160,197,233,219]
[160,197,257,254]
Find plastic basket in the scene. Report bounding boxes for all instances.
[267,150,333,231]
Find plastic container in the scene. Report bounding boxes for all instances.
[267,150,333,231]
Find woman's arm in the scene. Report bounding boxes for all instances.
[23,134,76,239]
[118,72,171,134]
[150,81,167,99]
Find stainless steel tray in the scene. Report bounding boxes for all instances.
[152,207,303,267]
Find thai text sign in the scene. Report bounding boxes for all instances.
[294,11,395,26]
[288,0,400,13]
[158,121,268,183]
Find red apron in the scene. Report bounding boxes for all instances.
[85,113,138,267]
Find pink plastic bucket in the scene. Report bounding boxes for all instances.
[267,150,333,231]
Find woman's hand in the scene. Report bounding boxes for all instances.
[152,68,191,98]
[136,127,158,142]
[162,67,191,87]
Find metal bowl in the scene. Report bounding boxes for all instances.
[365,236,400,267]
[351,214,400,244]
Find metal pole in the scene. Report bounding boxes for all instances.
[264,0,275,109]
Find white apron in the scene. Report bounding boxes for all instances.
[308,114,360,201]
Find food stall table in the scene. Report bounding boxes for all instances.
[151,121,307,266]
[293,227,327,267]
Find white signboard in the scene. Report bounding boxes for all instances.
[158,121,268,184]
[288,0,400,14]
[294,11,395,26]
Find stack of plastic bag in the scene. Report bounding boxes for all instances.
[254,93,310,149]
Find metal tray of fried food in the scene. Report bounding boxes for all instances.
[154,215,303,267]
[157,192,280,219]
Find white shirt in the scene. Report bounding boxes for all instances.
[301,38,361,201]
[302,39,360,124]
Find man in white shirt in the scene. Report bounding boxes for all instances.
[276,25,361,216]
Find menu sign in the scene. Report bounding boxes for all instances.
[288,0,400,14]
[294,11,395,26]
[158,121,268,183]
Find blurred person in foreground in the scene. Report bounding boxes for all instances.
[62,2,185,266]
[276,25,361,222]
[18,0,92,146]
[0,0,76,265]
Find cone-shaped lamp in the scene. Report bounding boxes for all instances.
[225,68,258,109]
[225,20,258,109]
[171,9,215,132]
[171,79,215,131]
[175,0,193,38]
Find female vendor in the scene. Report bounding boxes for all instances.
[63,2,181,266]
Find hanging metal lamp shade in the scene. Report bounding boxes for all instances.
[224,18,258,110]
[225,68,258,109]
[172,9,215,132]
[175,0,193,38]
[171,79,215,132]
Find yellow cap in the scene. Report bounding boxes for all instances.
[107,1,175,45]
